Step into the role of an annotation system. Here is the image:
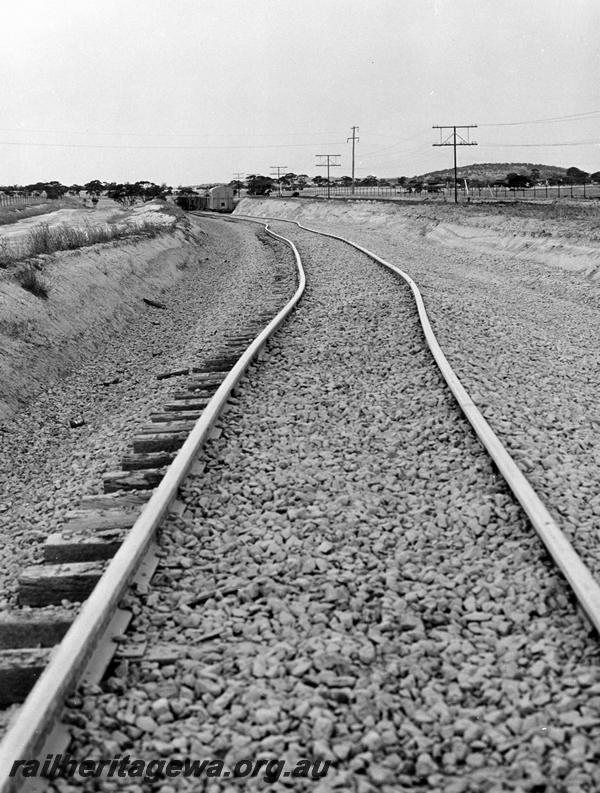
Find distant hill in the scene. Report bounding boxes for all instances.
[412,162,567,184]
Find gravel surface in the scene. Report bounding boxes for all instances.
[240,200,600,581]
[58,221,600,792]
[0,215,292,616]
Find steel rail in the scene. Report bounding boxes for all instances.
[0,220,305,793]
[237,211,600,634]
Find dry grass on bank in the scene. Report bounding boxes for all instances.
[0,216,178,271]
[0,202,186,299]
[24,218,164,257]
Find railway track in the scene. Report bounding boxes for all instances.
[1,214,600,791]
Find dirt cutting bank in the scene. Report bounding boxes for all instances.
[0,214,203,421]
[236,196,600,278]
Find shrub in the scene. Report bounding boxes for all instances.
[159,202,186,220]
[16,265,48,299]
[0,235,12,267]
[27,223,53,255]
[51,224,88,250]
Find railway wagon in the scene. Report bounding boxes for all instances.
[207,185,235,212]
[175,193,207,211]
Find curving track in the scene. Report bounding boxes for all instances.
[2,214,600,791]
[0,218,303,792]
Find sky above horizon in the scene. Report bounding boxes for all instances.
[2,0,599,186]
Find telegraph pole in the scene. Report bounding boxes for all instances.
[315,154,341,199]
[432,125,477,203]
[347,126,359,195]
[270,165,287,198]
[232,172,245,198]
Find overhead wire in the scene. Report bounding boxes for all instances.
[0,140,347,151]
[480,109,600,127]
[483,140,600,148]
[3,110,598,175]
[0,127,345,139]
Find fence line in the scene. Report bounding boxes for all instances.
[0,194,46,208]
[292,184,600,202]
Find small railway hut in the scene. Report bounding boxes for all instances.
[207,185,235,212]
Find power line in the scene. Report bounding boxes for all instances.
[432,125,477,204]
[480,109,600,127]
[0,125,435,141]
[483,139,600,147]
[361,142,429,160]
[0,140,345,151]
[361,141,421,157]
[354,130,432,140]
[358,129,433,160]
[0,127,347,139]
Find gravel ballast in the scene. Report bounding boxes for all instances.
[0,215,293,616]
[239,199,600,583]
[58,220,600,792]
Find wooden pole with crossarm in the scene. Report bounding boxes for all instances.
[316,154,341,199]
[432,125,477,203]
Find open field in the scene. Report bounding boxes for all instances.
[0,197,84,227]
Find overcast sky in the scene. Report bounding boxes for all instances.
[2,0,599,186]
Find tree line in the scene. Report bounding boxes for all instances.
[238,166,600,195]
[240,173,386,195]
[3,166,598,202]
[0,180,173,205]
[501,167,599,189]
